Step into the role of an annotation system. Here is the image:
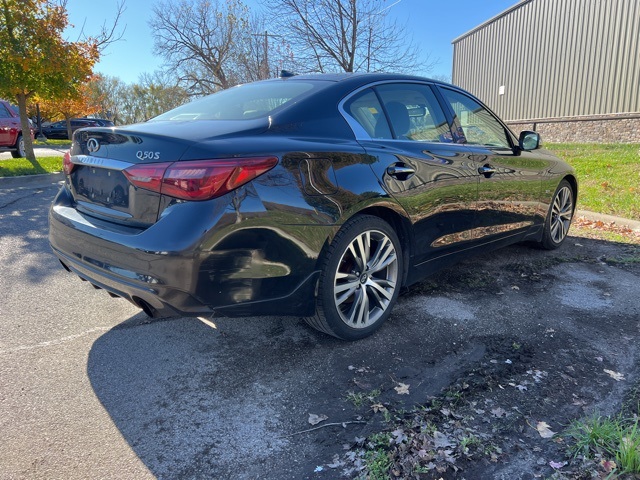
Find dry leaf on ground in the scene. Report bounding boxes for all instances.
[394,383,410,395]
[536,421,556,438]
[308,413,328,425]
[604,369,625,381]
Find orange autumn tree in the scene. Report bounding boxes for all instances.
[36,78,104,140]
[0,0,98,167]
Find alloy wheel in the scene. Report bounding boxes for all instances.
[550,186,573,243]
[333,230,398,328]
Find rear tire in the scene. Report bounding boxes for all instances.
[305,215,402,340]
[10,134,24,158]
[538,179,574,250]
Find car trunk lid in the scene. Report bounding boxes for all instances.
[66,119,270,228]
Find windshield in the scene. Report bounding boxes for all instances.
[150,81,318,122]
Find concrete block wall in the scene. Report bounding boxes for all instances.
[507,114,640,143]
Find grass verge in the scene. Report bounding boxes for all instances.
[565,413,640,476]
[546,143,640,220]
[34,139,71,147]
[0,157,62,177]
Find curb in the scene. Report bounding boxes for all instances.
[576,209,640,232]
[0,172,64,189]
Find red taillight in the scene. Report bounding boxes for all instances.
[123,162,172,193]
[123,157,278,201]
[62,151,74,175]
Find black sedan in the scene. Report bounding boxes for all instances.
[40,118,110,139]
[49,73,576,340]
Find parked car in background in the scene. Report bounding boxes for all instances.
[89,119,115,127]
[40,118,104,139]
[49,73,577,340]
[0,99,34,158]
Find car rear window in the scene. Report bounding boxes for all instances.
[150,81,318,122]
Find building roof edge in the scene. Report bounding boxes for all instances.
[451,0,532,44]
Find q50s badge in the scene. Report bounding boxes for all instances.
[136,151,161,160]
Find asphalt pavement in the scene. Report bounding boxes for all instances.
[0,145,67,160]
[1,179,639,479]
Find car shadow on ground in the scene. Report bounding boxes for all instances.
[0,184,62,285]
[86,306,483,478]
[86,238,640,479]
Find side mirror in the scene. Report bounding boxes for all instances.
[519,131,540,151]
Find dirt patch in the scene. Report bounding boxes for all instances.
[305,238,640,479]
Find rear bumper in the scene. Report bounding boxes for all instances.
[49,185,326,317]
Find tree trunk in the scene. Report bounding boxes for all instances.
[65,116,73,142]
[15,93,43,171]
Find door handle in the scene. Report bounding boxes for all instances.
[478,164,497,177]
[386,164,415,180]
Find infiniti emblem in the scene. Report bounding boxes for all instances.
[87,138,100,153]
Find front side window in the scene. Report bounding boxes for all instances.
[440,88,511,148]
[375,83,452,143]
[0,104,11,118]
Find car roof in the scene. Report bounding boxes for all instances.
[273,72,450,88]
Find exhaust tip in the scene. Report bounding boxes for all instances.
[132,296,158,318]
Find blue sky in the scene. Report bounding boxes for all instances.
[65,0,517,84]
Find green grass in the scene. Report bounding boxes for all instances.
[34,139,71,147]
[565,413,640,475]
[546,143,640,220]
[0,157,63,177]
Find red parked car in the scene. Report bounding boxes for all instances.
[0,99,34,158]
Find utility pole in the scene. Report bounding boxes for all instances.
[252,31,281,79]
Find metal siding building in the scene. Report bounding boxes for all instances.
[452,0,640,141]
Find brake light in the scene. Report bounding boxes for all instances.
[62,151,75,175]
[123,162,172,192]
[123,157,278,201]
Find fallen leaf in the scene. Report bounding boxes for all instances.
[308,413,328,425]
[371,403,387,413]
[491,407,507,418]
[549,460,567,469]
[604,369,625,381]
[536,421,556,438]
[433,431,454,449]
[601,459,617,473]
[394,383,410,395]
[391,428,407,444]
[511,285,520,290]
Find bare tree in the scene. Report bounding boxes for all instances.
[237,15,294,82]
[270,0,431,74]
[150,0,256,95]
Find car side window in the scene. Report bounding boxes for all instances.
[440,88,511,148]
[0,104,11,118]
[374,83,452,143]
[343,88,392,139]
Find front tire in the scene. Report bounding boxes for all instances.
[305,215,402,340]
[10,134,25,158]
[539,179,574,250]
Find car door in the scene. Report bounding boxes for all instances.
[437,86,542,241]
[342,82,479,275]
[49,121,66,138]
[0,103,14,146]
